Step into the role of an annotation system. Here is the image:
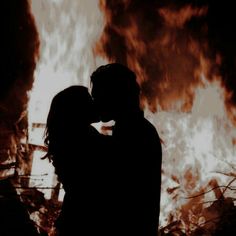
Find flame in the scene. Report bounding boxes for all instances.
[29,0,236,234]
[151,76,236,228]
[159,5,208,28]
[95,0,236,233]
[28,1,105,233]
[0,0,39,179]
[95,1,212,113]
[29,0,104,124]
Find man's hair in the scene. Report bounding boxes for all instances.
[91,63,140,107]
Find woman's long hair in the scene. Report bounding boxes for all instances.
[43,86,96,161]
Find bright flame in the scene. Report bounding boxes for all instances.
[148,76,236,229]
[29,150,55,199]
[27,0,106,212]
[95,2,236,231]
[29,0,105,124]
[30,1,236,234]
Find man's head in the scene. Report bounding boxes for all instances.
[90,63,140,122]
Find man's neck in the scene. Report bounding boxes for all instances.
[115,108,143,122]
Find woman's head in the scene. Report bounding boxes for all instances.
[44,85,97,160]
[47,86,96,127]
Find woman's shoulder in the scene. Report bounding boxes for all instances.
[88,125,101,136]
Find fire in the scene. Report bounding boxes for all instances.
[0,0,39,180]
[26,1,105,234]
[28,0,105,206]
[95,0,236,234]
[29,0,105,124]
[151,76,236,229]
[26,0,236,234]
[95,1,212,113]
[159,5,208,29]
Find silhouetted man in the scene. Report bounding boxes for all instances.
[91,63,162,236]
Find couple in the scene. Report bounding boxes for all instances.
[44,63,162,236]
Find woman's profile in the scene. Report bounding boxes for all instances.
[43,85,104,235]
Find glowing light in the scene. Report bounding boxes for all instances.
[29,150,55,199]
[30,1,236,234]
[148,77,236,227]
[29,0,106,203]
[29,0,105,124]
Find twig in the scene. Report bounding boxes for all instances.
[185,182,236,199]
[221,177,236,197]
[14,186,63,190]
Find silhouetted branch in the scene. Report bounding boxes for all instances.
[185,178,236,200]
[18,174,49,177]
[14,186,63,190]
[213,171,236,178]
[221,177,236,197]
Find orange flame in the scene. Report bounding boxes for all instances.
[0,0,39,179]
[95,2,212,113]
[159,5,208,28]
[95,0,236,233]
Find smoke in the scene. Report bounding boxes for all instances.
[94,0,236,119]
[0,1,39,166]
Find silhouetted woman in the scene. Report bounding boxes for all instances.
[44,86,105,235]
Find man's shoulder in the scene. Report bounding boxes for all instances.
[140,117,159,136]
[88,125,101,136]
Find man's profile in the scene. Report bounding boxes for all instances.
[91,63,162,236]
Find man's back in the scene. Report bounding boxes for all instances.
[90,63,162,235]
[110,111,162,236]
